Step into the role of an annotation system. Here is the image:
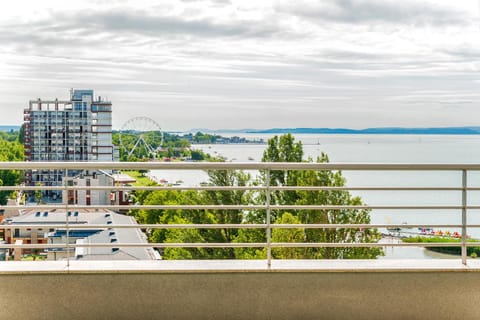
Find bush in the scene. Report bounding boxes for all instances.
[403,236,480,256]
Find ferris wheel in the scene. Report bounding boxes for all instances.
[119,117,163,158]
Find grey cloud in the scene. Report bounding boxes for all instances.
[0,30,84,48]
[0,9,282,55]
[441,46,480,61]
[180,0,231,3]
[55,10,278,38]
[277,0,468,25]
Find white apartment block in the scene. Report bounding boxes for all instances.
[23,89,115,194]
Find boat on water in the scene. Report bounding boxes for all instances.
[387,222,410,232]
[173,180,184,186]
[248,156,254,161]
[386,226,402,232]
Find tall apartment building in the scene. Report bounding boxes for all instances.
[23,89,114,192]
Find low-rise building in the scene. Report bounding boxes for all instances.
[1,209,158,261]
[64,170,135,208]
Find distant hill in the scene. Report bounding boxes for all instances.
[247,127,480,135]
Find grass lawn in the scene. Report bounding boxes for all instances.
[121,170,157,186]
[403,236,480,257]
[21,254,47,261]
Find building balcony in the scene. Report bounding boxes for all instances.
[1,161,480,319]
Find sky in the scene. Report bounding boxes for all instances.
[1,0,480,131]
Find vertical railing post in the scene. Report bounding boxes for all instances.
[461,169,467,266]
[266,168,272,269]
[64,169,70,268]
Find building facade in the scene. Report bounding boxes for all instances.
[23,89,114,191]
[64,171,135,208]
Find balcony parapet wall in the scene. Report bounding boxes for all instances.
[1,260,480,320]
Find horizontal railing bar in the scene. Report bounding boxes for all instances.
[0,224,269,229]
[3,242,480,250]
[267,205,464,210]
[0,186,267,191]
[9,224,270,229]
[5,186,479,192]
[0,186,63,191]
[2,204,474,210]
[1,205,267,210]
[6,161,480,170]
[1,224,472,229]
[0,243,267,249]
[272,186,466,191]
[267,224,466,229]
[269,242,480,248]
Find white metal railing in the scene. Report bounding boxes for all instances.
[0,162,479,267]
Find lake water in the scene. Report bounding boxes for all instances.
[151,134,480,259]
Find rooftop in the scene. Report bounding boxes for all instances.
[4,209,156,261]
[111,173,137,184]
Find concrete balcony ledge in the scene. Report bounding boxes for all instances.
[2,259,480,274]
[3,259,480,319]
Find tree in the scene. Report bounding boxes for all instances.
[200,170,251,258]
[35,182,43,204]
[252,134,382,259]
[271,212,305,259]
[161,216,209,260]
[18,124,25,144]
[0,138,24,204]
[191,150,205,161]
[141,170,253,259]
[261,133,303,218]
[294,155,382,259]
